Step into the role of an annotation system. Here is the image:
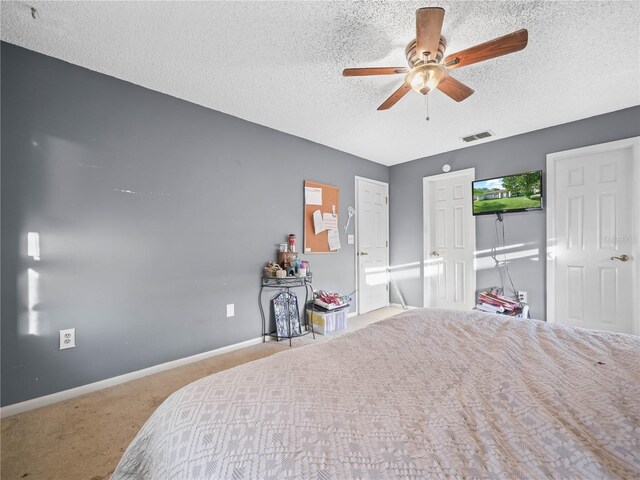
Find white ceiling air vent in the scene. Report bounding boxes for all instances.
[461,130,494,143]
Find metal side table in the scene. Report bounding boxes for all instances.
[259,274,315,346]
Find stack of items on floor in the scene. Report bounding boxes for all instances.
[475,289,528,318]
[307,290,351,335]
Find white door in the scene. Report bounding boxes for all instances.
[547,137,640,334]
[356,177,389,314]
[423,168,476,310]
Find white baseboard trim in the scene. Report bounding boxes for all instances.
[390,303,419,310]
[347,311,358,318]
[1,335,266,419]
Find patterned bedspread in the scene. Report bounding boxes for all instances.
[112,309,640,479]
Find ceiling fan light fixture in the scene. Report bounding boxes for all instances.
[406,63,447,95]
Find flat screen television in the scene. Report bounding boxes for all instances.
[472,170,543,216]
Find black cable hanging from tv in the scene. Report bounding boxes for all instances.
[490,213,518,298]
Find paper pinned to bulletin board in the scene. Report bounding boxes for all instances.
[304,180,340,253]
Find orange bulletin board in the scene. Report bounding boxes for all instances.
[304,180,340,254]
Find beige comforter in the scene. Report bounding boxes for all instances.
[112,309,640,479]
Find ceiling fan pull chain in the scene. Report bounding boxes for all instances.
[425,93,430,122]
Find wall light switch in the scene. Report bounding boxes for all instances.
[347,235,354,245]
[226,304,235,318]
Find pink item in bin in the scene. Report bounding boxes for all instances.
[314,290,351,311]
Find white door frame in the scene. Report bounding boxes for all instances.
[354,176,390,315]
[546,137,640,333]
[423,168,476,309]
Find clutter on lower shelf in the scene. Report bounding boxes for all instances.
[475,288,529,318]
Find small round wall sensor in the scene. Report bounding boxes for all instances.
[442,164,451,173]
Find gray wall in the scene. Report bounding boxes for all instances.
[389,106,640,319]
[1,43,387,406]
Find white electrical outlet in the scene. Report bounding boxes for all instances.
[59,328,76,350]
[347,235,354,245]
[517,291,528,303]
[226,304,235,318]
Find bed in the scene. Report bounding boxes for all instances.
[112,309,640,479]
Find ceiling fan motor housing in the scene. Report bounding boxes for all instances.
[405,37,447,67]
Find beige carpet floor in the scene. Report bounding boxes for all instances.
[0,306,402,480]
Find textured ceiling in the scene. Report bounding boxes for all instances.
[2,1,639,166]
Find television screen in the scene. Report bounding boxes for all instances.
[472,170,543,216]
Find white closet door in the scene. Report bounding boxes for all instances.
[548,138,639,334]
[423,168,476,310]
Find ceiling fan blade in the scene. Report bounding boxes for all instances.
[377,83,411,111]
[445,29,528,70]
[343,67,408,76]
[436,75,475,102]
[416,7,445,62]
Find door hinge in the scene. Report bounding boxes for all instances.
[385,196,388,204]
[386,240,388,247]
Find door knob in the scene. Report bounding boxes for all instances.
[610,254,630,262]
[358,251,368,256]
[431,251,440,256]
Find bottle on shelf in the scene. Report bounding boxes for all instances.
[288,234,296,253]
